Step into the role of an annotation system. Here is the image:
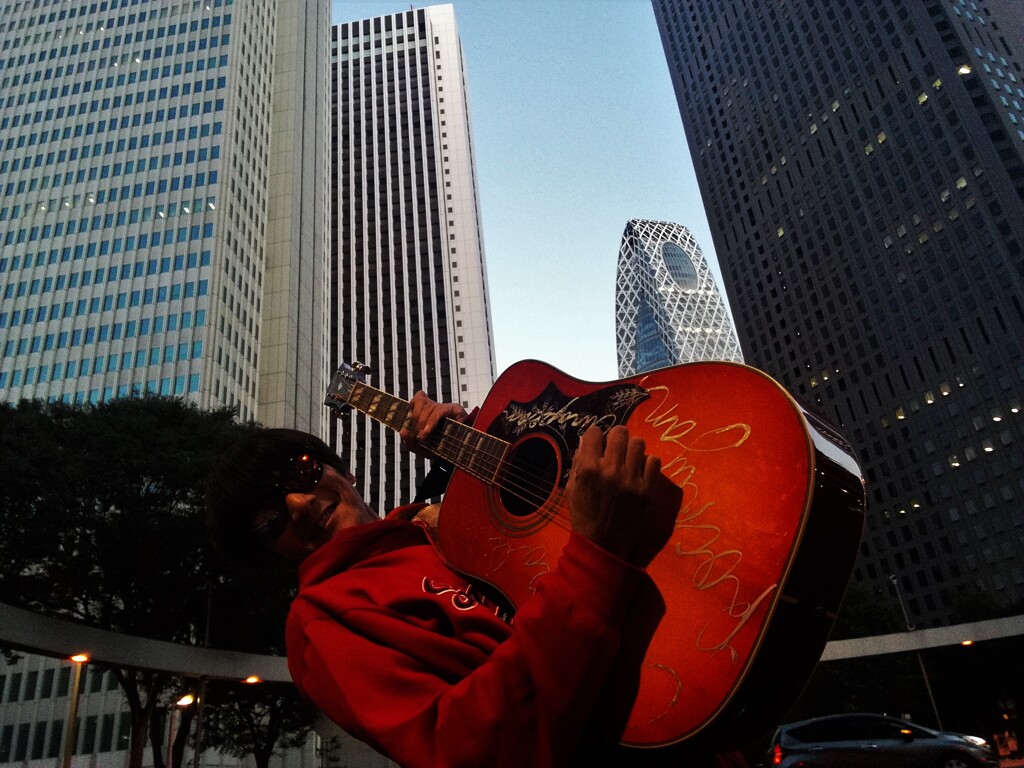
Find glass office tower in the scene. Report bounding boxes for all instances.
[0,0,332,434]
[331,4,496,512]
[654,0,1024,625]
[615,218,742,376]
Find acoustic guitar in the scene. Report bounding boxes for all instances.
[325,359,865,752]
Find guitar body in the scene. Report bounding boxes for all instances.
[435,359,865,751]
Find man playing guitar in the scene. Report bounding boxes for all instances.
[206,391,748,767]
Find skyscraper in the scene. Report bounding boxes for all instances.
[330,5,496,512]
[653,0,1024,625]
[0,0,332,435]
[615,218,742,376]
[0,1,330,764]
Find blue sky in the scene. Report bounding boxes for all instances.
[332,0,719,382]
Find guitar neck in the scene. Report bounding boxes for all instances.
[345,381,507,485]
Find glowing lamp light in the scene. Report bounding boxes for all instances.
[242,675,262,684]
[961,640,974,646]
[177,694,195,706]
[70,653,90,663]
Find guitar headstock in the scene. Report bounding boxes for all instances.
[325,362,371,414]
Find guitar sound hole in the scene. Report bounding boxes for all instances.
[499,437,560,517]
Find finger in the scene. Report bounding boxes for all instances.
[443,403,469,423]
[401,393,425,442]
[430,403,465,434]
[411,392,441,441]
[418,403,437,440]
[572,426,603,480]
[643,452,663,487]
[625,434,648,479]
[420,402,457,440]
[603,425,629,467]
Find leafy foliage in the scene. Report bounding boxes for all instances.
[0,397,310,768]
[201,681,316,768]
[0,396,239,634]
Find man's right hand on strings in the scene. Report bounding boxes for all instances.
[566,425,681,568]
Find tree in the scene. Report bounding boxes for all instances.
[201,681,316,768]
[0,397,306,768]
[197,548,318,768]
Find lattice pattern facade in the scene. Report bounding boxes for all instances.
[615,219,742,377]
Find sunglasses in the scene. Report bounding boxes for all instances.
[250,452,325,542]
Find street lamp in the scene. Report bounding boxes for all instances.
[61,653,90,768]
[167,692,196,768]
[191,678,206,768]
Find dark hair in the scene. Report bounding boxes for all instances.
[205,428,346,568]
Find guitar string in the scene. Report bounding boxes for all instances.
[429,422,578,532]
[338,386,577,530]
[364,395,572,515]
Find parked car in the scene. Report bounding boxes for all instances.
[768,712,998,767]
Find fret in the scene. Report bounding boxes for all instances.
[342,379,510,484]
[432,419,507,484]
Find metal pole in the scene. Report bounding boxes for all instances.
[192,583,212,768]
[889,575,942,729]
[166,708,176,768]
[916,650,944,731]
[191,677,207,768]
[60,660,85,768]
[889,574,915,631]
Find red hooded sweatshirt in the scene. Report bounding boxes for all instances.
[285,505,661,768]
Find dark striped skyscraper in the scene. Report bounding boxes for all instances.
[654,0,1024,625]
[330,5,495,513]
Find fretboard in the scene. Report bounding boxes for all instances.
[346,381,508,486]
